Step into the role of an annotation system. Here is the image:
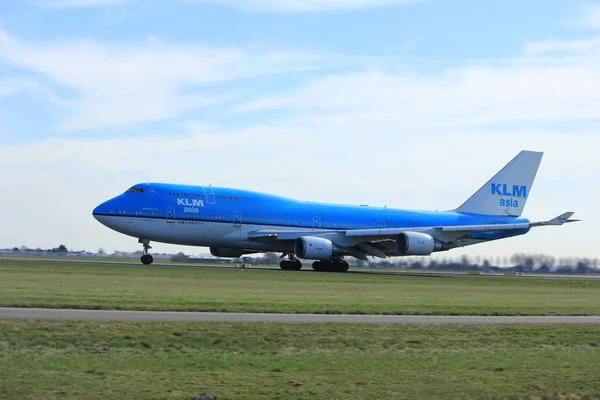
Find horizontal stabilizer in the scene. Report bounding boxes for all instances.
[530,212,580,227]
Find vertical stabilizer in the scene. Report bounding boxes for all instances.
[454,150,543,217]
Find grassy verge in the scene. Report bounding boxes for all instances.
[0,255,240,268]
[1,262,599,315]
[0,320,599,399]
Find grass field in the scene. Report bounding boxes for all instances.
[0,255,235,267]
[0,320,599,399]
[1,261,599,315]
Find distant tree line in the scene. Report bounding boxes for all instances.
[366,253,600,274]
[12,244,68,253]
[227,252,600,274]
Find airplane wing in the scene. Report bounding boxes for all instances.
[247,212,578,260]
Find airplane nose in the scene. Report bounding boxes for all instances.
[92,200,112,223]
[92,205,101,221]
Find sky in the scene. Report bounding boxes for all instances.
[0,0,598,259]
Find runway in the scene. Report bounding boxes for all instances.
[2,257,599,280]
[1,308,599,324]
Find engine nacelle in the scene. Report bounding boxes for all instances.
[396,232,438,256]
[210,247,255,258]
[294,236,339,260]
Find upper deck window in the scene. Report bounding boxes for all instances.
[126,187,145,193]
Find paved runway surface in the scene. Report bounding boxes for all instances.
[1,308,599,324]
[2,257,599,280]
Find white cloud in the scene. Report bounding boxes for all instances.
[10,27,600,137]
[186,0,421,13]
[36,0,132,7]
[0,32,339,131]
[236,60,600,128]
[40,0,421,12]
[574,2,600,29]
[0,77,66,106]
[0,78,38,98]
[403,36,422,50]
[524,37,600,53]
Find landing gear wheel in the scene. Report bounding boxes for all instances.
[290,260,302,271]
[312,259,348,272]
[141,254,154,265]
[280,260,302,271]
[138,239,153,265]
[335,259,349,272]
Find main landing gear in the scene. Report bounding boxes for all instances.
[139,239,154,265]
[278,254,350,272]
[280,253,302,271]
[312,258,349,273]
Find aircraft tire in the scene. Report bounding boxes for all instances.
[281,260,302,271]
[141,254,154,265]
[337,260,349,272]
[312,260,348,272]
[329,259,348,273]
[290,261,302,271]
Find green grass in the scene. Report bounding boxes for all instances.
[0,254,238,267]
[1,262,599,315]
[0,320,599,399]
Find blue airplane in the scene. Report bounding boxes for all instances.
[93,151,577,271]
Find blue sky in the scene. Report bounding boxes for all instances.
[0,0,599,257]
[0,1,585,63]
[0,0,596,142]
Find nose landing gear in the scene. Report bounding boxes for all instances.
[139,239,154,265]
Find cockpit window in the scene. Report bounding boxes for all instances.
[126,187,145,193]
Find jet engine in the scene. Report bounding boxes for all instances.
[294,236,343,260]
[396,232,438,256]
[210,247,256,258]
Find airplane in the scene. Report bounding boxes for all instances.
[93,150,578,272]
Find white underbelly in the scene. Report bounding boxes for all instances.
[97,215,316,248]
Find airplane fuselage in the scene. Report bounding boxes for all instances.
[93,183,529,254]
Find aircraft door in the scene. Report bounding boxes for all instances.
[313,216,321,230]
[205,187,216,204]
[233,211,242,227]
[166,206,175,223]
[378,220,386,229]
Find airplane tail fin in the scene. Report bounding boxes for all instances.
[453,150,543,217]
